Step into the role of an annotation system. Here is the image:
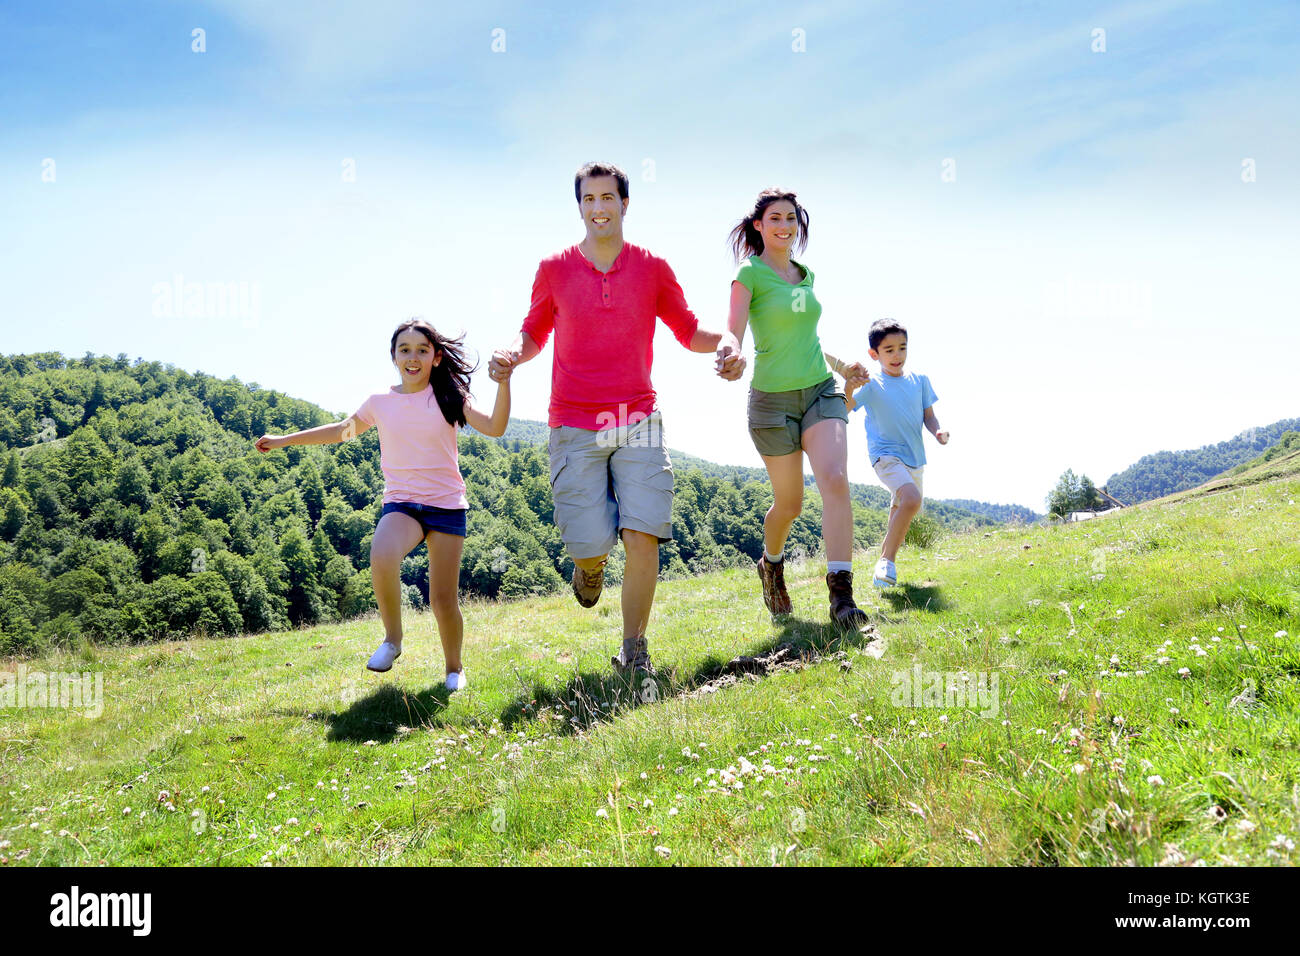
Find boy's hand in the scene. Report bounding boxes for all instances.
[845,365,870,393]
[255,434,284,453]
[936,430,950,445]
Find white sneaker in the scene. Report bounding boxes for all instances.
[872,559,897,587]
[445,670,467,692]
[366,641,401,672]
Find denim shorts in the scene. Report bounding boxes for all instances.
[379,502,468,537]
[547,409,673,559]
[747,376,849,457]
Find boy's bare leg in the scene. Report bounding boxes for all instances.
[620,529,659,641]
[425,530,465,674]
[880,485,922,562]
[369,512,426,649]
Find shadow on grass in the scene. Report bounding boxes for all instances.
[879,582,950,614]
[280,683,453,743]
[498,612,881,737]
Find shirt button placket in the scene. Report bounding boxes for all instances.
[602,275,610,308]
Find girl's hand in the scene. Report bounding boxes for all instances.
[936,431,950,445]
[255,434,283,453]
[489,348,518,382]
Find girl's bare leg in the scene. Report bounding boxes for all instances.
[369,511,425,649]
[425,530,465,674]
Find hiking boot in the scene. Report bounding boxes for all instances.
[612,636,656,677]
[826,570,870,630]
[571,560,606,608]
[756,555,793,615]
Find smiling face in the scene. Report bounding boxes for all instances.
[755,199,799,255]
[391,328,440,389]
[578,174,628,241]
[869,332,908,377]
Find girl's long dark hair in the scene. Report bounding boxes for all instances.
[389,318,475,427]
[728,187,810,262]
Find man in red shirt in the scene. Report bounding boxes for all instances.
[490,162,744,677]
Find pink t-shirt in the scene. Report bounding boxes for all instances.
[352,385,468,509]
[522,242,700,430]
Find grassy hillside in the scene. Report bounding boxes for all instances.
[2,473,1297,866]
[1149,431,1300,507]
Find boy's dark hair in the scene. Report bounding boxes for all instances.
[389,318,476,428]
[574,162,629,204]
[728,187,810,262]
[869,318,908,352]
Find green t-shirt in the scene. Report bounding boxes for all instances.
[734,255,829,393]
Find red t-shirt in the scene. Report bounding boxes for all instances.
[522,243,700,430]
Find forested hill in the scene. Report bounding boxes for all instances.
[1104,417,1300,504]
[0,351,1002,653]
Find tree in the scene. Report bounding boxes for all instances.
[1047,469,1105,518]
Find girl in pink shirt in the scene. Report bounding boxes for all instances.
[256,318,511,690]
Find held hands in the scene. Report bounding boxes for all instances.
[842,361,870,394]
[488,348,519,384]
[715,332,746,381]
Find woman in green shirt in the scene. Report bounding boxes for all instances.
[727,188,869,630]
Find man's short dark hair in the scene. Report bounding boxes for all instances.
[574,162,629,204]
[869,318,908,352]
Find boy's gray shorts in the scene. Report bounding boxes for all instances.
[547,410,674,559]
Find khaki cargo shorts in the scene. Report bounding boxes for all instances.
[872,454,925,511]
[747,376,848,458]
[548,410,674,559]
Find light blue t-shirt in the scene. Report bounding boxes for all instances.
[852,371,938,469]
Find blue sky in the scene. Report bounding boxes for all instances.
[3,0,1298,510]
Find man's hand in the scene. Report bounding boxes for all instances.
[715,332,745,381]
[489,348,519,383]
[936,430,950,445]
[255,434,284,453]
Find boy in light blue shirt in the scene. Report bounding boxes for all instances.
[844,319,949,587]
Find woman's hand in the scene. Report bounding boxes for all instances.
[715,332,745,381]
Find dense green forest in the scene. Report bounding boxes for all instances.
[1104,418,1300,504]
[1,352,1001,653]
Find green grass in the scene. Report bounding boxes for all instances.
[2,476,1299,866]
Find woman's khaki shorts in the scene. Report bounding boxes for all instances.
[872,455,925,511]
[747,376,849,458]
